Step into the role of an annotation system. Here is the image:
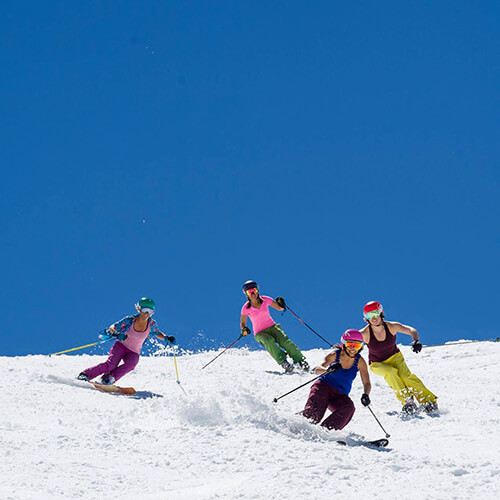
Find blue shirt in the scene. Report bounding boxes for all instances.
[319,349,360,395]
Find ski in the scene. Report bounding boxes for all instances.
[336,438,389,448]
[91,382,136,395]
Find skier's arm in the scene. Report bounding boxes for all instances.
[359,325,370,344]
[358,357,371,395]
[240,315,251,335]
[150,320,175,343]
[270,299,284,311]
[313,352,337,374]
[107,316,134,335]
[388,321,418,341]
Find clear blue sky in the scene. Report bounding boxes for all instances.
[1,2,498,356]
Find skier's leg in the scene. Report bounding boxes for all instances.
[269,324,305,363]
[370,355,410,404]
[392,353,437,404]
[255,331,287,364]
[81,342,126,380]
[301,380,330,424]
[321,392,355,431]
[109,350,140,382]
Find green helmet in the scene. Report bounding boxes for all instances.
[138,297,155,310]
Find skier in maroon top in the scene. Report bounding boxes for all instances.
[359,301,438,414]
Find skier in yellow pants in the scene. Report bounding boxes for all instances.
[359,301,438,414]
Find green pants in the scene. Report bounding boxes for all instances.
[254,324,304,365]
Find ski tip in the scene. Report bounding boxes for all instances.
[370,438,389,448]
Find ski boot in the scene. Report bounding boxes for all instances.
[298,359,310,372]
[402,398,418,415]
[280,360,294,374]
[100,375,116,385]
[77,373,89,382]
[423,401,439,414]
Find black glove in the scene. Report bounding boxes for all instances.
[275,297,286,309]
[166,335,175,343]
[361,393,371,407]
[241,327,251,336]
[411,340,422,353]
[327,362,342,373]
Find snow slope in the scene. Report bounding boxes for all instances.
[2,342,500,500]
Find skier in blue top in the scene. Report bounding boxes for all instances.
[302,329,372,430]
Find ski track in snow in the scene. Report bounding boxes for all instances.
[2,343,500,499]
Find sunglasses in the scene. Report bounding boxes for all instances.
[245,288,258,295]
[364,309,382,320]
[140,308,155,315]
[345,341,363,350]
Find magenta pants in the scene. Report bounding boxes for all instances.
[82,341,140,382]
[302,380,355,431]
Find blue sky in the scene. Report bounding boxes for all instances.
[1,2,498,357]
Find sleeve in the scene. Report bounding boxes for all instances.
[112,316,135,333]
[262,296,274,307]
[149,318,161,336]
[241,302,250,316]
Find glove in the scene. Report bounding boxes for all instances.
[275,297,286,309]
[327,362,342,373]
[99,331,113,340]
[411,340,423,353]
[241,327,251,336]
[361,393,371,407]
[166,335,176,343]
[116,333,127,341]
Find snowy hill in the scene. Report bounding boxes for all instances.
[2,342,500,500]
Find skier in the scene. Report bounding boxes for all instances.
[77,297,175,385]
[301,329,371,430]
[359,300,438,414]
[240,280,309,373]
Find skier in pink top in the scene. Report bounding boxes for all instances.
[240,281,309,373]
[77,297,175,385]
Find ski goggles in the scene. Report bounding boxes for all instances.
[364,309,382,320]
[245,288,258,295]
[140,307,155,315]
[345,341,363,350]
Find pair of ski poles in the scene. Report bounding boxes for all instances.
[201,303,334,369]
[271,360,390,439]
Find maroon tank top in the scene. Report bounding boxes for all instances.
[367,322,400,363]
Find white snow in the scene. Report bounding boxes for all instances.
[2,342,500,499]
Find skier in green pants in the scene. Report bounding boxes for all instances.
[240,280,309,373]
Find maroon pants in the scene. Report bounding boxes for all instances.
[82,341,139,382]
[302,380,355,430]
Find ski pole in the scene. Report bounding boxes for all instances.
[286,305,334,348]
[172,352,187,395]
[272,372,324,403]
[201,334,243,369]
[49,338,111,357]
[365,404,390,438]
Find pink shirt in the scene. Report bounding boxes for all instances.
[120,320,151,354]
[241,295,276,334]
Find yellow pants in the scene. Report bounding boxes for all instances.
[370,351,437,405]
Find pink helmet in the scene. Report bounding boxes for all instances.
[341,329,364,345]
